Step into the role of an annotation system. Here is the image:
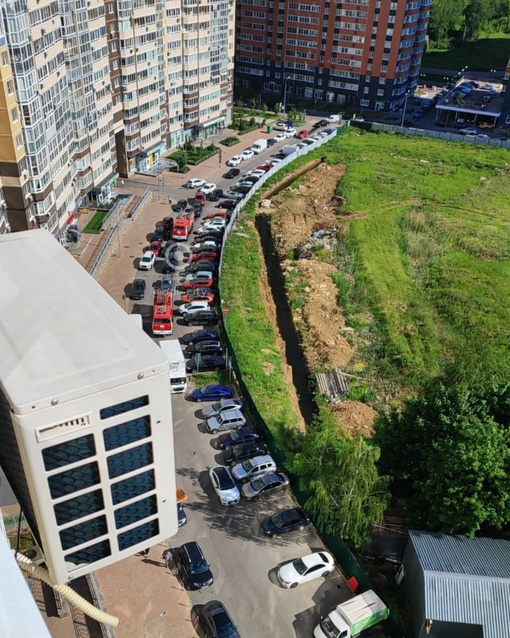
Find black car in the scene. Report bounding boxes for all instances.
[217,426,262,449]
[199,600,241,638]
[260,507,311,538]
[207,188,224,202]
[223,168,240,179]
[218,199,238,210]
[184,261,217,275]
[186,354,226,373]
[173,199,188,213]
[267,138,276,147]
[193,203,204,218]
[130,278,146,300]
[177,541,213,590]
[223,442,268,466]
[181,329,220,344]
[177,503,187,527]
[312,119,329,129]
[184,340,223,357]
[152,227,164,242]
[191,240,221,253]
[182,310,218,326]
[242,176,259,185]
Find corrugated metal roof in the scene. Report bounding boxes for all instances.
[409,530,510,638]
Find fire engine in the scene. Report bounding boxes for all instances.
[172,209,194,241]
[152,289,173,335]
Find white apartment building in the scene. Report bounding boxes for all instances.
[0,0,234,236]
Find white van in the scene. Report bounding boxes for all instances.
[327,114,341,123]
[251,139,268,154]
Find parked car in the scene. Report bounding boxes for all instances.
[226,155,242,167]
[139,251,156,271]
[209,465,241,506]
[186,178,206,189]
[182,273,214,289]
[194,192,206,206]
[179,301,211,317]
[152,226,165,242]
[130,278,146,300]
[258,162,274,171]
[223,442,267,466]
[184,260,217,274]
[225,190,246,200]
[207,188,224,202]
[190,251,218,263]
[182,328,219,344]
[267,138,276,147]
[232,455,276,482]
[196,227,224,240]
[206,408,246,434]
[190,383,232,402]
[173,199,188,213]
[200,182,217,195]
[177,541,214,590]
[241,471,290,501]
[198,601,241,638]
[191,240,220,253]
[260,508,310,538]
[180,289,215,304]
[219,199,237,210]
[277,551,335,588]
[184,340,223,356]
[217,426,261,449]
[149,239,162,255]
[285,128,297,138]
[274,132,286,142]
[459,127,479,136]
[160,275,173,294]
[241,149,254,161]
[202,399,243,419]
[181,309,218,326]
[273,121,289,131]
[177,503,187,528]
[223,168,241,179]
[186,355,226,373]
[312,119,329,129]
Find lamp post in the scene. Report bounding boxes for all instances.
[282,76,290,114]
[400,89,411,128]
[142,611,167,638]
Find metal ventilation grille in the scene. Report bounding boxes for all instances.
[48,461,100,499]
[36,415,92,442]
[107,443,153,479]
[117,520,159,551]
[53,489,105,526]
[59,515,108,551]
[114,495,158,529]
[65,539,111,566]
[42,434,96,471]
[110,469,156,505]
[103,416,151,451]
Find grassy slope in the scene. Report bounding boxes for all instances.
[327,129,510,383]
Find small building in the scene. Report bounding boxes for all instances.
[434,78,504,129]
[402,530,510,638]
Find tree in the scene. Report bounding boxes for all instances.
[376,379,510,536]
[292,413,390,547]
[428,0,466,47]
[463,0,495,40]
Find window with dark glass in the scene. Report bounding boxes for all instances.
[54,490,104,526]
[114,495,158,529]
[42,435,96,471]
[107,443,153,479]
[110,469,155,505]
[103,416,151,451]
[48,462,100,499]
[59,515,108,550]
[99,395,149,420]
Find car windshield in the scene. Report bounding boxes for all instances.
[190,559,208,574]
[319,616,341,638]
[249,477,264,491]
[214,611,236,638]
[200,386,215,395]
[292,558,308,575]
[241,459,254,472]
[229,431,241,443]
[271,512,285,527]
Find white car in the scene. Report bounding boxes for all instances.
[227,155,242,167]
[200,182,217,195]
[274,133,286,142]
[241,149,254,161]
[285,128,297,138]
[209,465,241,506]
[277,551,335,589]
[192,240,219,251]
[179,301,211,317]
[269,157,283,166]
[139,251,156,271]
[203,218,227,231]
[273,121,289,131]
[186,178,206,189]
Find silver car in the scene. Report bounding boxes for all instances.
[202,399,243,419]
[206,408,246,434]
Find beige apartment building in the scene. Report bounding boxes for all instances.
[0,0,234,238]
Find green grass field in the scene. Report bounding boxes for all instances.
[422,34,510,71]
[83,210,108,234]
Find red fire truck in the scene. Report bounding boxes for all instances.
[172,209,194,241]
[152,289,173,336]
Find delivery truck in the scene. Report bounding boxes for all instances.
[251,138,268,154]
[313,590,388,638]
[159,339,187,393]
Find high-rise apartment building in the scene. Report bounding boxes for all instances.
[235,0,430,113]
[0,0,234,237]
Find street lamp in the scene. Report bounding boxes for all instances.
[282,76,291,114]
[142,611,167,638]
[400,89,412,128]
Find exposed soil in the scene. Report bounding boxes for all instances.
[259,162,377,438]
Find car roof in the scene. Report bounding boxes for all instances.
[246,454,273,466]
[216,408,243,419]
[182,541,204,562]
[142,250,153,257]
[302,551,332,567]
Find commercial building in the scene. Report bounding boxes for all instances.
[0,230,177,586]
[0,0,234,237]
[235,0,430,113]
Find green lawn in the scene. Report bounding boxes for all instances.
[83,210,108,234]
[422,34,510,71]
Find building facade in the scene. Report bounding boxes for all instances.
[235,0,430,113]
[0,0,234,237]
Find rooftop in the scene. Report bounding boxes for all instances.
[436,78,504,117]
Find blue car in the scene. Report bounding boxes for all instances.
[191,384,233,402]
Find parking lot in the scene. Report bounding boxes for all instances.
[94,122,355,638]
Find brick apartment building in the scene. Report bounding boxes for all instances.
[235,0,430,114]
[0,0,234,237]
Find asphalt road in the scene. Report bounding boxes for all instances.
[129,135,354,638]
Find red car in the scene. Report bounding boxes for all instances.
[195,191,206,205]
[296,130,309,139]
[149,240,163,255]
[256,164,273,172]
[190,250,218,262]
[180,288,216,304]
[205,210,231,220]
[182,275,214,289]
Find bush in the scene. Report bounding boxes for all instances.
[220,136,240,147]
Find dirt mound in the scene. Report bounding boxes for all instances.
[330,401,378,438]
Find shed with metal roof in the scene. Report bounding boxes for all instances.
[402,529,510,638]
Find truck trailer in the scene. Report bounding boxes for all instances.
[314,590,388,638]
[159,339,187,393]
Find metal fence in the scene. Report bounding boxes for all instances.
[216,129,408,637]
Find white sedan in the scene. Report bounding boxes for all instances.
[209,465,240,506]
[277,551,335,588]
[274,133,286,142]
[241,149,254,161]
[200,182,217,195]
[186,178,206,189]
[227,155,242,167]
[285,128,297,138]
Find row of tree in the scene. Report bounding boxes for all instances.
[429,0,510,46]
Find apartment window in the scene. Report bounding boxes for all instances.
[1,52,7,66]
[360,99,369,107]
[6,80,13,95]
[11,107,18,122]
[15,134,23,148]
